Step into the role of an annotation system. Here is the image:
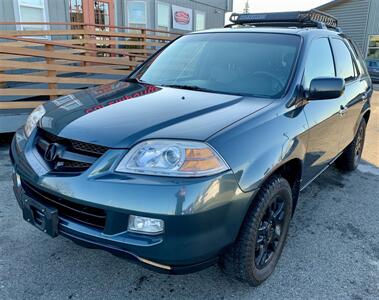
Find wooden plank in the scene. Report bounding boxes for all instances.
[0,48,86,60]
[0,74,115,85]
[126,48,155,54]
[0,59,105,70]
[93,47,155,55]
[75,23,179,36]
[45,44,57,100]
[0,89,77,96]
[84,30,176,41]
[0,22,181,36]
[0,21,84,26]
[56,39,167,47]
[0,46,138,66]
[0,41,87,49]
[0,60,131,75]
[0,41,39,47]
[0,36,147,59]
[0,22,179,36]
[0,30,85,36]
[0,101,45,109]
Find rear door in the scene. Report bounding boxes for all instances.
[302,37,344,184]
[329,38,370,151]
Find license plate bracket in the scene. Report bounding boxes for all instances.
[22,194,58,237]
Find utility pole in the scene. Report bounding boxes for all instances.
[243,0,250,13]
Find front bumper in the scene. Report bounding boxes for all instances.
[10,129,256,274]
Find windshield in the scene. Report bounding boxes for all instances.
[132,33,301,98]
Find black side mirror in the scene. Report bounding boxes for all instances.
[307,77,345,100]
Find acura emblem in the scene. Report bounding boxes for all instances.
[44,143,59,162]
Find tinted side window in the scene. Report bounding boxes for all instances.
[303,38,335,89]
[348,38,370,76]
[331,39,356,81]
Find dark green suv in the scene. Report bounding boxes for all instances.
[10,11,372,285]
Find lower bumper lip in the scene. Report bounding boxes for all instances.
[59,222,218,274]
[59,228,172,271]
[134,257,171,270]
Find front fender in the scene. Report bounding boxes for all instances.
[208,104,308,192]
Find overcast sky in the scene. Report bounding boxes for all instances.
[225,0,333,24]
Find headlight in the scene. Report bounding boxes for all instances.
[115,140,229,177]
[24,105,46,137]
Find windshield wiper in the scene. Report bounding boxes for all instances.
[160,84,243,96]
[159,84,217,93]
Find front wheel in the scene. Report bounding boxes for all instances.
[219,175,293,286]
[336,118,367,171]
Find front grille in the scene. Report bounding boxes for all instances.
[36,128,108,174]
[57,159,92,170]
[22,180,106,229]
[71,140,108,156]
[38,129,108,157]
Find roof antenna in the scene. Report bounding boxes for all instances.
[243,0,250,13]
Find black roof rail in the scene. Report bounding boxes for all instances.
[226,10,339,31]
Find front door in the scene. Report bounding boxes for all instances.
[301,37,344,185]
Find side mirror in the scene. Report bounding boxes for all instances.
[307,77,345,100]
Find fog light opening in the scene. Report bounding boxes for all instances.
[128,215,164,235]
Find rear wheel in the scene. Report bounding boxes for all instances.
[219,175,293,286]
[336,118,367,171]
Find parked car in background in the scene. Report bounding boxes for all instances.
[10,11,373,286]
[367,59,379,82]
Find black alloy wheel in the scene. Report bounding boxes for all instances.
[255,195,286,269]
[354,124,365,165]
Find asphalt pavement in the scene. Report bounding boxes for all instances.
[0,93,378,300]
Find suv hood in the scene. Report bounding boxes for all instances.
[40,81,271,148]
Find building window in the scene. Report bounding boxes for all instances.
[69,0,83,23]
[128,1,147,28]
[156,2,170,32]
[16,0,48,30]
[368,35,379,60]
[195,11,206,31]
[94,1,111,27]
[69,0,83,29]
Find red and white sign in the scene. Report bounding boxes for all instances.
[172,5,193,31]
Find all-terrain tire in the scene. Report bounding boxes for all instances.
[336,118,367,171]
[219,175,293,286]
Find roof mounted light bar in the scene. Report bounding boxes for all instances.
[227,10,339,30]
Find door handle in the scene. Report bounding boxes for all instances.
[339,105,348,116]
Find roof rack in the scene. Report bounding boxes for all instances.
[226,10,340,31]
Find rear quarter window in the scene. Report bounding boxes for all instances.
[346,38,368,76]
[330,38,357,82]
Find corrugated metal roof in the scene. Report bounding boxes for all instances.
[317,0,371,53]
[317,0,349,10]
